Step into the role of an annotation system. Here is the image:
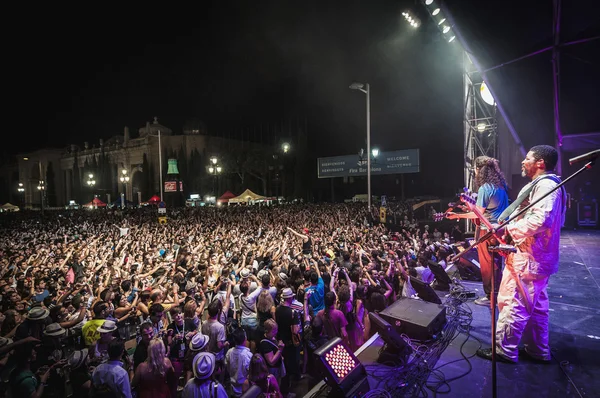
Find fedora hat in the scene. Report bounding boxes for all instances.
[68,349,89,370]
[43,323,66,337]
[278,272,289,281]
[193,352,216,380]
[189,333,209,351]
[97,320,118,334]
[27,307,49,320]
[240,269,251,279]
[281,287,294,299]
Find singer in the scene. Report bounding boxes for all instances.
[477,145,566,363]
[447,156,509,306]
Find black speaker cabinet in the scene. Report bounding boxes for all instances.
[378,297,447,341]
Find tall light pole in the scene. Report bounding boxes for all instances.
[148,129,163,202]
[208,156,222,198]
[119,169,129,209]
[17,183,25,207]
[37,180,45,215]
[87,173,96,207]
[350,82,371,209]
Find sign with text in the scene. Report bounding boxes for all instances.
[317,149,420,178]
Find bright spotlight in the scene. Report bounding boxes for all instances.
[480,82,495,105]
[448,35,456,42]
[402,10,420,28]
[442,26,450,34]
[425,0,434,5]
[438,18,446,25]
[432,8,440,15]
[477,123,487,132]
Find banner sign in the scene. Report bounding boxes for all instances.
[317,149,419,178]
[164,181,184,192]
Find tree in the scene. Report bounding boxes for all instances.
[223,147,271,196]
[45,161,57,206]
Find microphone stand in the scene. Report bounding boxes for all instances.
[448,159,595,398]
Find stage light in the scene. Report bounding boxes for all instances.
[442,25,450,34]
[425,0,434,5]
[448,35,456,42]
[314,337,369,397]
[432,8,440,15]
[480,81,495,105]
[477,123,487,132]
[402,10,420,28]
[438,18,446,25]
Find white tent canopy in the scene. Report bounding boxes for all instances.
[228,189,266,204]
[1,203,19,212]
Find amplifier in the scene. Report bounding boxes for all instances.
[378,297,447,341]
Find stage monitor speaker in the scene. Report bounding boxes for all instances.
[378,297,447,341]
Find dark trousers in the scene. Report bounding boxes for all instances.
[281,344,300,394]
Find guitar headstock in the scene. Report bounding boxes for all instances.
[460,187,477,205]
[433,213,446,222]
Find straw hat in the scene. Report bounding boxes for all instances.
[281,288,295,299]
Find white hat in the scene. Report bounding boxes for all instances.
[281,288,294,299]
[189,333,209,351]
[68,349,89,369]
[97,320,118,334]
[240,269,251,279]
[43,323,66,337]
[278,272,288,281]
[193,352,216,380]
[27,307,50,320]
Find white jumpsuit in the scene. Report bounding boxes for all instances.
[497,174,565,361]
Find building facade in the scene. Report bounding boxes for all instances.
[10,117,307,208]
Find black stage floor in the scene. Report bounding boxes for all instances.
[301,229,600,398]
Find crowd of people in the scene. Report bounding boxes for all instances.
[0,202,463,398]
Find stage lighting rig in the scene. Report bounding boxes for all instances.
[402,11,420,28]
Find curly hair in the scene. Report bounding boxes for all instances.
[474,156,507,189]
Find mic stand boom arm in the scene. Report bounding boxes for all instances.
[450,160,595,263]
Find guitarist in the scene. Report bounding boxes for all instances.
[446,156,509,306]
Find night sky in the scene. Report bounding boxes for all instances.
[8,0,599,197]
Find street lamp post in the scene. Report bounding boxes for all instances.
[37,180,46,215]
[87,174,96,207]
[208,156,222,198]
[17,183,25,207]
[350,82,372,209]
[148,130,163,202]
[119,169,129,209]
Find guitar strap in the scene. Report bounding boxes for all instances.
[498,174,565,223]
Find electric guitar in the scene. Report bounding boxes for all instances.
[459,188,505,244]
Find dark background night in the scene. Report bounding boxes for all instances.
[5,0,599,201]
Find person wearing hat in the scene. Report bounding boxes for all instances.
[275,287,301,394]
[182,352,227,398]
[184,332,209,383]
[67,349,92,398]
[89,320,117,364]
[14,306,51,341]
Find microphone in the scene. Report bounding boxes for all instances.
[569,149,600,165]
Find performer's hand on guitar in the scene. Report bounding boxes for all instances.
[445,212,460,220]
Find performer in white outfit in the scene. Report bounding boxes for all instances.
[477,145,565,363]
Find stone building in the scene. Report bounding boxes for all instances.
[9,117,307,208]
